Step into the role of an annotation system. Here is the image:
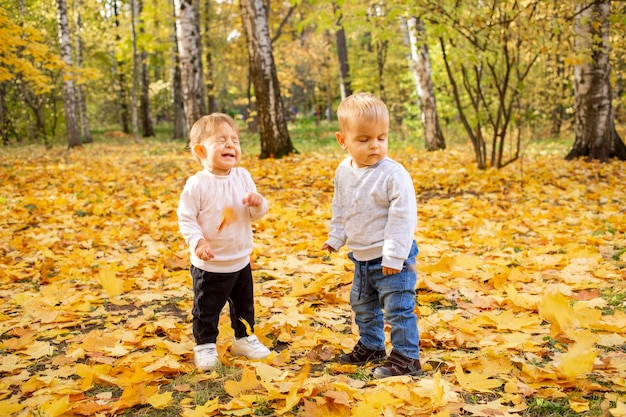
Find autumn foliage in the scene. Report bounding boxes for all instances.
[1,141,625,416]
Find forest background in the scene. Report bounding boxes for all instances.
[1,0,626,416]
[2,0,626,163]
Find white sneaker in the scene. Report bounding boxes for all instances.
[194,343,218,371]
[231,335,271,360]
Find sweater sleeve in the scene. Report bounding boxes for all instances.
[241,168,268,221]
[249,197,268,221]
[326,174,347,251]
[381,168,417,270]
[177,176,205,253]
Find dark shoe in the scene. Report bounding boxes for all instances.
[339,341,386,365]
[372,350,423,378]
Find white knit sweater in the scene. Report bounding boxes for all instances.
[177,168,268,273]
[325,157,417,271]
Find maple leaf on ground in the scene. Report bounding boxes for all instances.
[303,394,351,417]
[462,399,526,417]
[99,266,124,298]
[183,398,219,417]
[38,395,72,417]
[224,366,262,397]
[569,397,590,413]
[0,400,24,415]
[411,371,459,407]
[276,362,310,415]
[556,337,597,379]
[610,402,626,417]
[112,382,159,412]
[454,361,504,392]
[147,391,173,409]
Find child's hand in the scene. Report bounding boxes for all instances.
[195,240,215,261]
[322,243,336,253]
[382,266,400,276]
[242,192,263,207]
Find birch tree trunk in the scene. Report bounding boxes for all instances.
[174,0,206,133]
[138,0,154,137]
[240,0,295,159]
[407,16,445,151]
[333,2,352,100]
[130,0,140,143]
[0,84,7,145]
[55,0,81,148]
[113,1,130,133]
[375,39,387,101]
[73,6,92,143]
[567,0,626,161]
[203,0,218,114]
[170,0,186,140]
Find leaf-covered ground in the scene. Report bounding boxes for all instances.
[1,140,625,417]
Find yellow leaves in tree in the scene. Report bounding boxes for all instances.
[0,8,63,93]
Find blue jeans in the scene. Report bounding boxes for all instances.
[348,241,420,359]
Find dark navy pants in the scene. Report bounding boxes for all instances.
[190,264,255,344]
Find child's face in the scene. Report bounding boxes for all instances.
[336,117,389,168]
[195,122,241,175]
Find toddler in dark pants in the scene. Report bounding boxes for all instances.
[177,113,270,370]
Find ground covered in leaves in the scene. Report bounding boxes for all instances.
[1,140,625,417]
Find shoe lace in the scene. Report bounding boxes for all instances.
[247,336,263,348]
[198,345,217,356]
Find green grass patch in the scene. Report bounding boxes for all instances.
[524,395,606,417]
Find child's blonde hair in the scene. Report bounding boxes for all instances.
[189,113,239,162]
[336,93,389,132]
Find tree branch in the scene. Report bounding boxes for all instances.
[271,5,297,44]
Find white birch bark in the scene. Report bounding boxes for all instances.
[406,16,445,151]
[174,0,206,133]
[55,0,81,148]
[570,0,611,160]
[130,0,140,143]
[170,0,186,139]
[73,5,92,143]
[568,0,625,161]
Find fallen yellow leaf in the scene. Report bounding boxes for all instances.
[557,338,597,379]
[147,391,173,409]
[98,266,124,298]
[454,362,503,392]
